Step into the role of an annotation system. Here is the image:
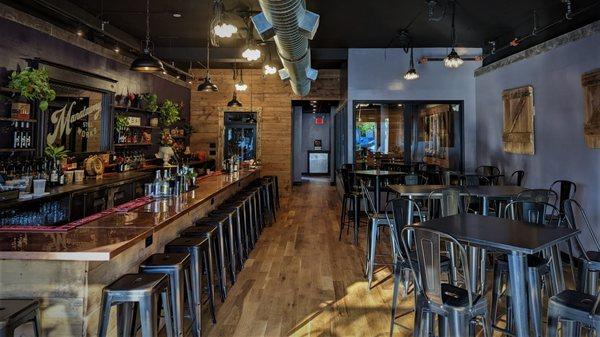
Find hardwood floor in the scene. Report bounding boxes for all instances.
[204,178,415,337]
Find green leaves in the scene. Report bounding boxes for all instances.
[8,67,56,112]
[44,144,69,160]
[158,99,181,127]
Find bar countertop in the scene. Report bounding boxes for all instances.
[0,170,258,261]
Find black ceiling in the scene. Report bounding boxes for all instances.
[2,0,599,68]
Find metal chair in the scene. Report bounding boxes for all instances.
[546,284,600,337]
[563,199,600,295]
[139,253,194,337]
[405,173,427,186]
[491,201,561,337]
[443,171,462,186]
[515,188,558,205]
[550,180,577,215]
[97,273,174,337]
[401,226,491,337]
[507,170,525,186]
[461,174,490,187]
[338,167,363,244]
[476,165,502,185]
[0,299,42,337]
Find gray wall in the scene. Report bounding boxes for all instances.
[292,106,303,183]
[347,47,482,170]
[476,31,600,248]
[292,107,332,183]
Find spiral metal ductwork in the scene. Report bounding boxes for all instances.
[252,0,319,96]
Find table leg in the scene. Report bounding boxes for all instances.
[549,245,565,295]
[407,195,414,247]
[367,217,378,288]
[508,251,530,337]
[468,246,479,293]
[375,176,380,212]
[479,196,490,293]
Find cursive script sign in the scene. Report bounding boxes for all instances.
[46,101,102,144]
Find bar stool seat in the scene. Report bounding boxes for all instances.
[211,208,246,266]
[197,215,237,288]
[547,289,600,336]
[140,253,193,337]
[98,273,173,337]
[181,226,227,302]
[0,299,42,337]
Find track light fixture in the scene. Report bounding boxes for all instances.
[130,0,164,72]
[444,0,463,69]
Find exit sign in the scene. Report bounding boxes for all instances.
[315,116,324,125]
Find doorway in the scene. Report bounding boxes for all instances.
[292,100,338,185]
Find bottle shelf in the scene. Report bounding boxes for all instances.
[0,148,36,153]
[111,105,155,114]
[127,125,159,130]
[114,143,153,147]
[0,87,19,95]
[0,117,37,123]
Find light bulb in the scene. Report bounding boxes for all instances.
[242,47,261,61]
[263,64,277,75]
[213,23,237,38]
[235,81,248,91]
[444,48,464,68]
[404,68,419,80]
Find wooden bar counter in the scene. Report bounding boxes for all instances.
[0,169,259,337]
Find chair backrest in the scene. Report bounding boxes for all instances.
[563,199,600,254]
[443,171,462,186]
[504,200,560,226]
[405,173,428,186]
[476,165,500,176]
[509,170,525,186]
[385,197,423,260]
[461,174,490,187]
[401,226,474,308]
[427,186,469,219]
[550,180,577,213]
[359,178,377,217]
[516,188,558,206]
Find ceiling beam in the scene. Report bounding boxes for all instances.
[155,47,348,63]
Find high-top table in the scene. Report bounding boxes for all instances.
[413,213,579,337]
[354,170,406,211]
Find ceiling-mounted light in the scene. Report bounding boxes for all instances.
[198,7,218,92]
[444,0,463,69]
[262,44,277,75]
[242,21,261,61]
[114,45,120,53]
[227,91,243,107]
[404,47,419,80]
[130,0,164,72]
[235,68,248,91]
[76,27,84,37]
[172,12,182,18]
[211,0,237,42]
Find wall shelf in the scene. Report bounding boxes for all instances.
[114,143,152,147]
[111,105,155,114]
[0,148,36,153]
[127,125,158,130]
[0,117,37,123]
[0,87,19,95]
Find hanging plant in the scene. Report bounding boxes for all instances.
[8,67,56,111]
[158,99,181,127]
[115,115,130,133]
[143,93,158,112]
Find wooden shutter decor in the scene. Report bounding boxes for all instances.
[502,85,535,155]
[581,69,600,149]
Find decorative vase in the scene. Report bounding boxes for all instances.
[149,117,159,127]
[156,146,175,166]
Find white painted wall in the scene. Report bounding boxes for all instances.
[347,47,482,170]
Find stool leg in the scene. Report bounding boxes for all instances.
[367,219,378,288]
[227,220,237,280]
[97,292,113,337]
[389,262,402,336]
[526,267,543,337]
[184,268,200,337]
[32,308,42,337]
[139,294,158,337]
[234,210,245,263]
[339,197,347,241]
[216,224,228,298]
[202,249,217,323]
[490,262,502,327]
[117,302,135,337]
[161,287,174,337]
[546,303,559,337]
[190,253,203,336]
[353,197,360,245]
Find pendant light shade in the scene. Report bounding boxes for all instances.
[197,76,219,92]
[130,0,164,73]
[404,47,419,80]
[227,91,242,107]
[444,0,463,69]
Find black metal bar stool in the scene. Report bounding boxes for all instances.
[211,206,246,268]
[198,214,237,286]
[221,197,254,253]
[180,226,226,302]
[258,179,276,224]
[245,185,265,231]
[97,273,173,337]
[0,299,42,337]
[139,253,194,337]
[165,237,211,337]
[263,175,280,210]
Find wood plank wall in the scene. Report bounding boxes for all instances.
[190,69,340,195]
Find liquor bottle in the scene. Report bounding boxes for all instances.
[161,170,170,196]
[12,121,20,148]
[24,122,31,148]
[49,161,59,187]
[153,170,162,197]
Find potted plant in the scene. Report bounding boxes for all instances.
[44,144,69,184]
[156,129,175,166]
[158,99,181,128]
[8,67,56,112]
[114,115,129,143]
[143,93,158,112]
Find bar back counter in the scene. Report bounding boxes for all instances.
[0,169,259,337]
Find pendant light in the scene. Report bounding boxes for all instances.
[235,68,248,91]
[198,11,218,92]
[263,44,277,75]
[211,0,237,41]
[404,47,419,80]
[227,91,242,107]
[242,20,261,61]
[130,0,164,72]
[444,0,463,68]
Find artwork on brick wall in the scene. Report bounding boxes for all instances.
[581,69,600,149]
[502,85,535,155]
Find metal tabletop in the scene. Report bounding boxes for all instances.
[354,170,407,177]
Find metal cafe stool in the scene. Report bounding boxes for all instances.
[245,185,265,232]
[338,167,363,245]
[181,226,226,302]
[215,201,250,261]
[139,253,194,337]
[211,207,245,269]
[258,178,277,224]
[546,284,600,336]
[97,273,173,337]
[198,214,238,286]
[401,226,491,337]
[229,191,258,247]
[263,175,280,210]
[164,237,209,337]
[0,299,42,337]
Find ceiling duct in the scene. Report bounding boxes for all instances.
[252,0,319,96]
